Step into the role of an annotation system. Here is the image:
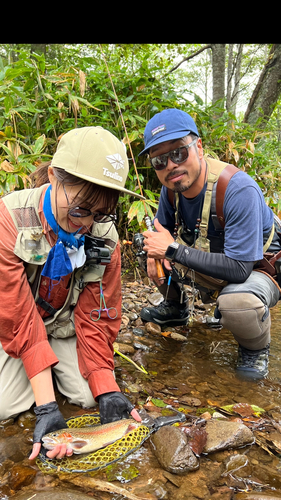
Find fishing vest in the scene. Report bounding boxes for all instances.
[170,157,275,294]
[2,184,119,339]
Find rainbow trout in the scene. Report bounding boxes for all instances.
[42,419,141,455]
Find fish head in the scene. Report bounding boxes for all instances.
[42,430,76,450]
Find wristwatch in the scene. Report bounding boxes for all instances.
[165,241,180,262]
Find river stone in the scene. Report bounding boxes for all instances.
[203,419,255,453]
[132,326,146,336]
[114,342,135,354]
[145,322,162,335]
[0,435,30,462]
[126,312,138,321]
[12,488,92,499]
[169,332,187,342]
[147,292,164,306]
[9,464,37,490]
[151,425,199,474]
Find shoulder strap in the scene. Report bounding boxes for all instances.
[166,159,239,230]
[215,163,239,228]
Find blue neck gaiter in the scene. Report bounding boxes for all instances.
[41,185,85,281]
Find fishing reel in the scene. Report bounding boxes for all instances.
[84,235,111,265]
[133,216,153,259]
[133,233,146,258]
[132,233,147,271]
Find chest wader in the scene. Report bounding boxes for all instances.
[3,185,119,339]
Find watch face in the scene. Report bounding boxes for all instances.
[165,243,179,261]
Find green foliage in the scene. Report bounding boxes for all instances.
[0,44,281,239]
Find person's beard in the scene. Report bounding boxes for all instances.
[167,161,202,193]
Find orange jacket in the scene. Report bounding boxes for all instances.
[0,191,122,399]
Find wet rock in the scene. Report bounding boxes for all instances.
[132,303,143,313]
[169,332,187,342]
[179,396,202,407]
[9,464,37,490]
[133,341,150,351]
[121,314,130,326]
[234,492,281,499]
[203,420,254,453]
[145,322,162,335]
[132,318,143,327]
[0,417,14,428]
[12,488,93,499]
[116,333,133,344]
[151,425,199,474]
[17,411,36,430]
[132,352,148,370]
[132,326,146,336]
[0,435,31,462]
[147,292,164,306]
[147,292,164,307]
[127,312,138,321]
[0,486,11,500]
[126,382,142,393]
[114,342,135,354]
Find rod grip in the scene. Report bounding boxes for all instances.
[144,216,166,281]
[155,259,166,280]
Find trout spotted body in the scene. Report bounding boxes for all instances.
[42,418,141,454]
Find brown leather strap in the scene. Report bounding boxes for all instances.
[215,164,239,227]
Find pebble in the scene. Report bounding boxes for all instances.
[127,312,138,321]
[169,332,187,342]
[145,322,162,335]
[132,327,146,336]
[147,292,164,306]
[114,342,135,355]
[133,341,150,351]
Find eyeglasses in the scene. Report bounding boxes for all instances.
[149,138,198,171]
[68,207,117,223]
[63,185,116,223]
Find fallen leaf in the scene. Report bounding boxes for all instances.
[188,427,208,456]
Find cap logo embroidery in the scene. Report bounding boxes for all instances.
[106,153,125,170]
[151,124,166,136]
[103,153,124,184]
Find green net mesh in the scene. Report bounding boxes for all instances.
[36,413,152,474]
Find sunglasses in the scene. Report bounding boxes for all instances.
[63,185,116,223]
[149,138,198,171]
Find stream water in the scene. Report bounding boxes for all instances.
[1,279,281,500]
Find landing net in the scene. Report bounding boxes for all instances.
[36,413,152,474]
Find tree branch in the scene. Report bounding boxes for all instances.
[167,44,212,74]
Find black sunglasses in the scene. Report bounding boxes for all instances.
[150,138,198,171]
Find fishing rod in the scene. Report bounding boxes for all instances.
[99,44,165,282]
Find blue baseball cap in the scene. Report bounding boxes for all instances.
[139,108,199,156]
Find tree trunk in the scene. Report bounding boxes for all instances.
[244,44,281,127]
[226,45,234,112]
[31,44,46,56]
[211,44,226,106]
[231,44,243,116]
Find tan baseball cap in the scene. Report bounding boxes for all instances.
[51,126,144,199]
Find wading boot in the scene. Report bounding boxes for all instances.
[236,343,270,380]
[140,300,189,327]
